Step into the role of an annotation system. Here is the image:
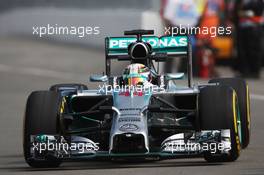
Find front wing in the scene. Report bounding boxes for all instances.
[29,129,231,161]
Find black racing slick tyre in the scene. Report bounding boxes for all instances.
[199,86,241,162]
[23,91,62,168]
[209,78,250,149]
[49,83,88,92]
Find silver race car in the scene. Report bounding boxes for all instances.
[23,30,251,168]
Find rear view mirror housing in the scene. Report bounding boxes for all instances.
[90,75,108,82]
[165,73,185,81]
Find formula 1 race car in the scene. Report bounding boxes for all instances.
[23,30,251,168]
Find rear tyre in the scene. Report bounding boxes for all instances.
[23,91,62,168]
[199,86,241,162]
[209,78,250,149]
[49,83,88,92]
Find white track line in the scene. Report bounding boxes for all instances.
[250,94,264,101]
[0,63,87,81]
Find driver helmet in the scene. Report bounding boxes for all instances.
[122,63,151,86]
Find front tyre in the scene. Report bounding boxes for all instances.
[23,91,62,168]
[199,86,241,162]
[49,83,88,92]
[209,78,250,149]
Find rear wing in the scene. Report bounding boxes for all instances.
[105,35,189,59]
[104,34,193,88]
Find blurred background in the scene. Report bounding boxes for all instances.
[0,0,164,87]
[0,0,264,174]
[0,0,162,47]
[0,0,263,79]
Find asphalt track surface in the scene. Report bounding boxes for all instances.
[0,37,264,175]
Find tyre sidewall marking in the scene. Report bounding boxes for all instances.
[246,85,251,130]
[233,91,241,153]
[60,97,66,114]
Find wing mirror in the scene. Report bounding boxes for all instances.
[90,75,108,82]
[165,73,185,81]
